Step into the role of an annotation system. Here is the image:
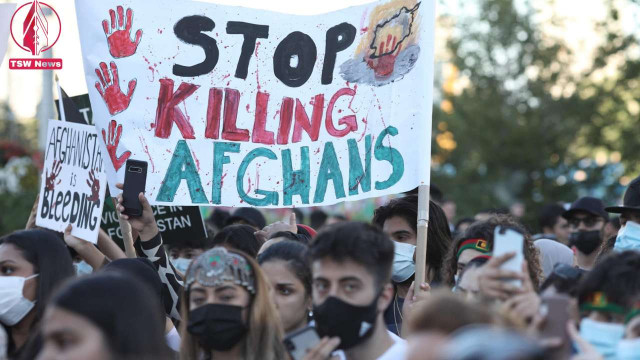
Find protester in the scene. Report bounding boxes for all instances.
[534,203,570,244]
[539,263,585,297]
[310,209,329,230]
[452,256,490,301]
[258,240,312,334]
[442,215,542,289]
[206,208,231,234]
[453,217,474,238]
[605,175,640,252]
[225,207,267,231]
[168,236,214,275]
[211,224,262,258]
[575,251,640,359]
[441,200,457,232]
[0,230,75,359]
[304,222,406,360]
[562,196,609,270]
[439,326,545,360]
[179,246,286,360]
[533,239,574,279]
[256,213,312,254]
[373,196,451,334]
[36,273,171,360]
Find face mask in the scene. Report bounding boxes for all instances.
[0,274,39,326]
[617,338,640,360]
[579,318,625,359]
[313,295,379,350]
[187,304,247,351]
[454,274,459,284]
[74,261,93,276]
[569,230,602,255]
[171,257,192,274]
[615,221,640,252]
[392,242,416,283]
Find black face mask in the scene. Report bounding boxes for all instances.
[187,304,247,352]
[313,295,379,350]
[569,230,602,255]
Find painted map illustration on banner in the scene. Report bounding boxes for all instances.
[74,0,434,207]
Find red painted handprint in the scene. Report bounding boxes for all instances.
[86,169,101,203]
[102,120,131,172]
[367,35,403,77]
[95,61,137,115]
[45,160,62,191]
[102,6,143,58]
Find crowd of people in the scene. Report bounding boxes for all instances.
[1,176,640,360]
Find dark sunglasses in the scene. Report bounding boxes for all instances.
[568,216,600,228]
[552,263,584,281]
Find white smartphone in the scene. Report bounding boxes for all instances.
[283,326,321,360]
[492,226,525,287]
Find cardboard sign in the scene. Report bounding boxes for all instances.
[101,201,207,246]
[75,0,434,207]
[36,120,107,243]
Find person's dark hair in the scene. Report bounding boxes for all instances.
[293,208,305,225]
[455,218,475,231]
[0,230,74,325]
[540,263,585,297]
[372,196,452,283]
[268,231,310,246]
[50,273,171,360]
[577,251,640,310]
[206,208,230,231]
[308,222,394,288]
[211,224,261,258]
[538,204,565,233]
[442,215,542,289]
[167,236,214,252]
[258,241,312,296]
[310,209,328,230]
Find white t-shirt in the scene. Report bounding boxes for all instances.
[333,331,407,360]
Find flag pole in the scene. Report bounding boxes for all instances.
[415,184,430,293]
[55,74,66,122]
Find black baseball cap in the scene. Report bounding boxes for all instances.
[562,196,608,220]
[226,207,266,229]
[605,175,640,214]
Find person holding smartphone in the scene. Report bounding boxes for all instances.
[303,222,407,360]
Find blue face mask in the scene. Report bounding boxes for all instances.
[171,257,192,274]
[615,221,640,252]
[391,242,416,283]
[579,318,625,359]
[74,261,93,276]
[617,338,640,360]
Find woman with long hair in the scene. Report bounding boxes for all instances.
[258,240,312,334]
[0,230,75,359]
[179,246,286,360]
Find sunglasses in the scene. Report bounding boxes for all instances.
[568,216,601,228]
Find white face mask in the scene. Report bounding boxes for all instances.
[615,221,640,252]
[579,317,625,359]
[0,274,39,326]
[74,260,93,276]
[617,338,640,360]
[171,257,192,274]
[391,242,416,283]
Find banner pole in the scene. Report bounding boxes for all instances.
[415,184,430,293]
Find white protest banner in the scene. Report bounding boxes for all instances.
[36,120,107,243]
[75,0,434,207]
[0,4,16,66]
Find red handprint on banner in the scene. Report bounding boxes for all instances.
[367,35,402,78]
[102,6,143,58]
[95,61,137,115]
[45,160,62,191]
[86,169,101,203]
[102,120,131,172]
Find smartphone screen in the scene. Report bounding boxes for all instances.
[540,295,572,360]
[493,226,524,287]
[122,160,148,217]
[284,326,321,360]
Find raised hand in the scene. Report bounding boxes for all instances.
[367,34,403,77]
[102,120,131,172]
[102,6,143,58]
[86,169,101,203]
[115,183,158,242]
[255,212,297,242]
[95,61,137,115]
[45,160,62,191]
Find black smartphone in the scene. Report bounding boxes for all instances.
[540,294,572,360]
[283,326,321,360]
[122,159,148,217]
